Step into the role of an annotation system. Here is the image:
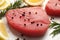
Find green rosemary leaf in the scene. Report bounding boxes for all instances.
[51,28,60,37]
[54,25,60,29]
[0,0,22,19]
[0,10,6,19]
[50,21,60,37]
[6,4,13,11]
[12,0,21,9]
[50,21,60,28]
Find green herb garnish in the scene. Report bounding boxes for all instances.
[50,21,60,37]
[0,10,6,19]
[0,0,26,19]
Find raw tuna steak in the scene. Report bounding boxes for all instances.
[45,0,60,16]
[6,7,50,37]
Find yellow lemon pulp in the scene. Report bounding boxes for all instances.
[29,0,41,3]
[0,0,5,6]
[0,0,10,10]
[25,0,44,6]
[0,21,8,40]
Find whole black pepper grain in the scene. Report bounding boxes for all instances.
[23,38,26,40]
[35,12,37,14]
[55,3,57,6]
[20,16,21,18]
[13,13,14,15]
[37,24,39,26]
[24,19,26,21]
[22,12,25,16]
[16,38,19,40]
[31,21,35,24]
[40,24,42,26]
[29,12,31,15]
[21,34,24,37]
[50,17,54,20]
[28,19,30,21]
[23,12,25,14]
[24,24,26,26]
[12,17,14,19]
[22,14,25,16]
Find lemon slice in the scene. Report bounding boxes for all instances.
[0,0,10,10]
[0,0,5,6]
[0,20,8,40]
[24,0,44,6]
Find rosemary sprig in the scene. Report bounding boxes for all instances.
[50,21,60,37]
[0,10,6,19]
[50,21,60,28]
[0,0,25,19]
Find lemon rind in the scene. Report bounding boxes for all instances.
[0,0,10,10]
[25,0,44,6]
[0,32,8,40]
[0,0,5,6]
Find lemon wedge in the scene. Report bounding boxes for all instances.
[0,0,5,6]
[24,0,44,6]
[0,0,10,10]
[0,20,8,40]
